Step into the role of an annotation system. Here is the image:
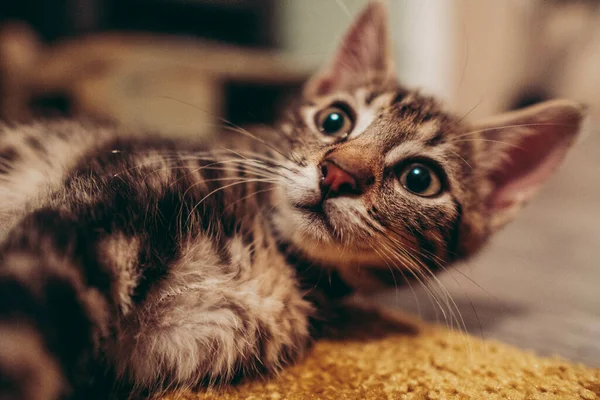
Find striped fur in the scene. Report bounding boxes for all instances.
[0,1,586,399]
[0,126,316,398]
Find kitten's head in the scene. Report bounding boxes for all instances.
[271,0,586,291]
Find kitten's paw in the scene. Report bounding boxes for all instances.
[0,324,65,400]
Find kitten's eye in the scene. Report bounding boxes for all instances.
[400,163,443,197]
[315,105,354,137]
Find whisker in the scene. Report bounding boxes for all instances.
[453,138,524,149]
[371,243,422,318]
[449,99,482,130]
[448,149,472,169]
[171,160,287,188]
[334,0,351,17]
[112,155,197,177]
[453,122,577,141]
[156,95,298,164]
[416,254,469,335]
[220,125,298,165]
[140,164,280,183]
[379,229,469,336]
[387,233,480,352]
[418,245,499,304]
[185,178,277,226]
[223,187,276,213]
[217,147,296,174]
[377,239,448,327]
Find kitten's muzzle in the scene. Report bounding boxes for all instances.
[319,158,374,199]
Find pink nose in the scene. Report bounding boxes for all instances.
[320,160,358,197]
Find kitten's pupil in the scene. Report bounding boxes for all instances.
[315,106,353,136]
[323,113,344,134]
[400,163,443,197]
[405,165,432,194]
[323,112,344,133]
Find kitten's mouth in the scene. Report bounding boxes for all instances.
[296,199,352,242]
[296,200,335,231]
[297,201,327,221]
[298,201,323,214]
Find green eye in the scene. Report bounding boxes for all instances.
[400,163,443,197]
[315,106,354,137]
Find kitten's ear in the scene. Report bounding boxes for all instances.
[473,100,587,231]
[304,0,395,97]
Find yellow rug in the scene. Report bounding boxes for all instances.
[164,305,600,400]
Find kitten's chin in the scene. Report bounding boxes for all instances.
[270,191,413,292]
[271,198,381,267]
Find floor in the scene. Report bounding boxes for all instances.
[380,120,600,368]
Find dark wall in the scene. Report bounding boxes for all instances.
[0,0,277,47]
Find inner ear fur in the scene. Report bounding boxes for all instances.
[471,99,586,231]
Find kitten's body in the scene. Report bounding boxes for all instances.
[0,2,586,399]
[0,122,320,397]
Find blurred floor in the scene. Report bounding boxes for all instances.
[381,121,600,367]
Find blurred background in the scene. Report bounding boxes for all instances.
[0,0,598,366]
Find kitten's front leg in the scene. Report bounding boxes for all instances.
[0,212,315,399]
[0,322,66,400]
[108,240,315,393]
[0,240,111,400]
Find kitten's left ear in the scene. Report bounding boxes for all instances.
[473,99,587,231]
[304,0,396,97]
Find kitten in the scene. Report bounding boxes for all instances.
[0,1,586,399]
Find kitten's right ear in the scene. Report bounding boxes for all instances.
[304,0,396,97]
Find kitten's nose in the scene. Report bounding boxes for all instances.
[320,160,359,198]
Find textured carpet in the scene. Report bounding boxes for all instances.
[163,305,600,400]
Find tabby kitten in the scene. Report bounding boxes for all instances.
[0,1,586,399]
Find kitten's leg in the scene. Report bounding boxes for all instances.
[0,205,314,398]
[0,210,114,400]
[108,226,315,394]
